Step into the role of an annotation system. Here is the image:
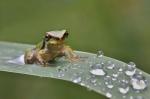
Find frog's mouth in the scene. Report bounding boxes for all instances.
[49,40,57,45]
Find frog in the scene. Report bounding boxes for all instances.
[24,30,78,66]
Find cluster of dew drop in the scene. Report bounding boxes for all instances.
[55,50,148,99]
[3,43,148,99]
[90,51,148,99]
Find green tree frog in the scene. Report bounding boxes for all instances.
[24,30,78,66]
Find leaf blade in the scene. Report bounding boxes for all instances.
[0,41,149,99]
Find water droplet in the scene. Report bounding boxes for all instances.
[128,62,136,67]
[90,69,106,76]
[130,74,147,91]
[125,62,136,76]
[90,63,106,76]
[118,87,129,95]
[7,54,25,65]
[112,78,117,81]
[107,84,114,89]
[90,78,97,86]
[97,50,104,58]
[106,75,111,78]
[106,92,112,98]
[73,76,82,83]
[125,69,136,76]
[118,81,129,94]
[91,63,103,69]
[121,79,129,84]
[112,73,119,78]
[72,73,82,83]
[119,68,123,72]
[106,61,115,70]
[57,68,65,78]
[80,82,85,86]
[91,78,97,83]
[57,68,62,72]
[57,73,65,78]
[104,76,114,89]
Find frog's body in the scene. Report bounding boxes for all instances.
[24,30,78,66]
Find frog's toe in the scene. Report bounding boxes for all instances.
[36,59,44,65]
[67,57,79,62]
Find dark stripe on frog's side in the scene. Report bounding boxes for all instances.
[35,40,46,50]
[41,39,46,49]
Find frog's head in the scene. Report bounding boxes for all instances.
[42,30,68,48]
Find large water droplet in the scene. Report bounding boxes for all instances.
[97,50,104,58]
[130,74,147,91]
[106,92,112,98]
[118,81,129,94]
[7,54,25,65]
[125,62,136,76]
[90,63,106,76]
[90,69,106,76]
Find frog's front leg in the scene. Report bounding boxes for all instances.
[24,49,36,64]
[36,50,50,66]
[61,46,79,61]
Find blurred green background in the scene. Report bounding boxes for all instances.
[0,0,150,99]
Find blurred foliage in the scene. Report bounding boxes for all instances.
[0,71,106,99]
[0,0,150,99]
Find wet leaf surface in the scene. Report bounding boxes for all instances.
[0,41,150,99]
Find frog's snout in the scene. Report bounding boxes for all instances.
[50,40,57,45]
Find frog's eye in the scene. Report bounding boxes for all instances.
[62,32,69,39]
[45,35,51,41]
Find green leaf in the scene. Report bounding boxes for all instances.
[0,41,149,99]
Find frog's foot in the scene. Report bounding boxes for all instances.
[43,63,49,67]
[67,56,80,62]
[35,58,46,66]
